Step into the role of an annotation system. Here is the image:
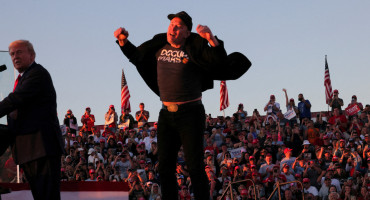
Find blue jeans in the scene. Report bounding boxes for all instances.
[157,103,209,200]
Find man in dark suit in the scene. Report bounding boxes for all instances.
[0,40,64,200]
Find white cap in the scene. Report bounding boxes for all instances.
[302,140,310,145]
[88,148,95,155]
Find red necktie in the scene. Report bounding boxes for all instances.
[13,74,21,92]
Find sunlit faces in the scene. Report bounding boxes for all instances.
[167,17,190,48]
[9,41,35,73]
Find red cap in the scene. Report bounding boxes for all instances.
[240,189,248,196]
[252,139,259,144]
[86,107,91,111]
[290,98,294,102]
[340,139,345,143]
[332,156,339,161]
[139,160,145,164]
[266,153,272,157]
[100,139,105,143]
[303,178,310,183]
[266,135,272,139]
[323,135,329,139]
[334,89,338,93]
[89,169,95,174]
[249,156,255,160]
[352,95,357,99]
[109,105,114,108]
[61,168,65,172]
[270,95,275,99]
[250,165,256,169]
[278,174,287,182]
[284,148,292,154]
[295,173,301,178]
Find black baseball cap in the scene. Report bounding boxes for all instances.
[168,11,192,31]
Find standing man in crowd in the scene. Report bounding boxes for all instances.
[329,89,344,111]
[105,105,118,133]
[81,107,95,135]
[114,11,250,200]
[0,40,64,199]
[298,93,311,122]
[135,102,149,128]
[119,108,135,130]
[63,109,78,134]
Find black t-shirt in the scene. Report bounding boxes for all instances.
[156,44,202,102]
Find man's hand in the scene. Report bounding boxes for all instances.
[196,25,219,47]
[114,27,129,46]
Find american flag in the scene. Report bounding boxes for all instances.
[324,56,333,104]
[121,69,131,113]
[220,80,229,111]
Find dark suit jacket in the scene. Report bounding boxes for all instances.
[0,62,64,164]
[117,33,251,97]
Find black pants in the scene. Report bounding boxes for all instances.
[21,155,61,200]
[157,104,209,200]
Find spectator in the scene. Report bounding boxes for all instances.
[283,88,299,126]
[129,181,149,200]
[298,93,312,121]
[119,108,135,130]
[210,126,225,148]
[264,94,280,122]
[105,105,118,133]
[64,109,78,134]
[280,148,296,170]
[111,153,133,179]
[92,127,104,144]
[148,183,161,200]
[235,103,248,121]
[143,129,158,152]
[305,120,320,145]
[81,107,95,135]
[329,89,344,111]
[328,108,348,134]
[303,178,319,199]
[347,95,363,111]
[135,103,150,128]
[86,169,97,181]
[318,177,332,200]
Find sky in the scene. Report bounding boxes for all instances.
[1,1,370,125]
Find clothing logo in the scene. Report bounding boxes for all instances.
[182,57,189,64]
[158,49,189,64]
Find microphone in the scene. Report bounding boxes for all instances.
[0,65,7,72]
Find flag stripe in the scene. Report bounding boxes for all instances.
[220,80,229,111]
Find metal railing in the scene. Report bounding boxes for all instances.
[219,178,257,200]
[266,180,304,200]
[218,179,304,200]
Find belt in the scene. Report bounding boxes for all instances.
[162,100,202,112]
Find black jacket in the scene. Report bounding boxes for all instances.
[0,62,65,164]
[117,33,251,96]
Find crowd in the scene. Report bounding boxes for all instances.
[1,89,370,200]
